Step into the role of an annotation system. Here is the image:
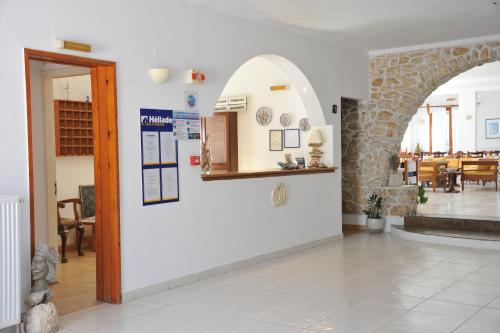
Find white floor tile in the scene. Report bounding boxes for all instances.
[412,299,481,319]
[487,296,500,309]
[135,305,204,326]
[432,288,497,306]
[312,303,405,333]
[455,320,500,333]
[360,290,426,309]
[451,281,500,296]
[180,313,249,333]
[260,292,352,328]
[390,310,466,332]
[59,305,123,332]
[470,307,500,325]
[227,321,302,333]
[217,290,306,319]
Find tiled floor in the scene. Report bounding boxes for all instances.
[52,250,99,315]
[418,183,500,219]
[58,233,500,333]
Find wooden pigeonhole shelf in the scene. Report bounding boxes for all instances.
[54,100,93,156]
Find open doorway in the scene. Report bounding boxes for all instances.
[30,61,96,314]
[25,49,121,313]
[400,61,500,219]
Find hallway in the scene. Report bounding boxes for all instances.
[59,233,500,332]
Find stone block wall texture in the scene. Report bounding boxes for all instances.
[342,41,500,216]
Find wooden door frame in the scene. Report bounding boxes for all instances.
[24,49,121,303]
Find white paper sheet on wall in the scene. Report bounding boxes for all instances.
[142,131,159,165]
[143,169,161,202]
[161,167,178,200]
[160,131,177,164]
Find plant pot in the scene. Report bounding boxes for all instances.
[366,217,385,234]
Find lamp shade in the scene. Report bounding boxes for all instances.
[308,129,325,144]
[149,68,169,83]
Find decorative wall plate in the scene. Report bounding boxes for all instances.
[280,113,291,127]
[299,118,311,131]
[256,106,272,126]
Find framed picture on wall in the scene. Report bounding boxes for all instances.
[269,130,283,151]
[486,118,500,139]
[284,129,300,148]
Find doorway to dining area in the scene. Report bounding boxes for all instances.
[400,61,500,223]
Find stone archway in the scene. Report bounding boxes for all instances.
[342,40,500,217]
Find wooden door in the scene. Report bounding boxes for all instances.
[201,112,238,171]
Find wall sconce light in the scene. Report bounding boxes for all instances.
[270,84,289,91]
[149,68,169,84]
[55,38,91,52]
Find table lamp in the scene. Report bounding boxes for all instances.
[308,129,326,168]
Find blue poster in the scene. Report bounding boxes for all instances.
[140,109,179,205]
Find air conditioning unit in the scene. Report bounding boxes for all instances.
[215,96,247,112]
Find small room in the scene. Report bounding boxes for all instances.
[30,61,97,315]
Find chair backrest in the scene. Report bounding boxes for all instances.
[432,151,446,158]
[57,199,82,226]
[79,185,95,218]
[468,151,484,158]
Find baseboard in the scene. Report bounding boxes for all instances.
[342,224,367,232]
[343,214,365,225]
[121,234,343,303]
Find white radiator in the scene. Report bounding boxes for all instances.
[0,196,21,329]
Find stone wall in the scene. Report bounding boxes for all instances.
[342,41,500,217]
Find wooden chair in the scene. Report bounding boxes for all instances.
[57,199,84,263]
[417,161,447,192]
[79,185,96,251]
[455,151,466,159]
[461,160,498,192]
[432,151,446,158]
[467,151,484,158]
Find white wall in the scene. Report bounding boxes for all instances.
[52,74,91,101]
[52,74,94,220]
[477,90,500,150]
[0,0,368,306]
[402,80,500,153]
[220,56,316,170]
[30,61,49,245]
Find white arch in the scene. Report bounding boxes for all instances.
[218,54,326,126]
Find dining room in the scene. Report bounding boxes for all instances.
[400,61,500,219]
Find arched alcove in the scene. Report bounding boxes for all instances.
[203,54,333,173]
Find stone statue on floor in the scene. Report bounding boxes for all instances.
[25,244,59,333]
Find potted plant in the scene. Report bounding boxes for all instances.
[363,193,385,234]
[417,185,428,205]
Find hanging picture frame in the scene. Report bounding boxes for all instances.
[486,118,500,139]
[269,130,283,151]
[284,129,300,148]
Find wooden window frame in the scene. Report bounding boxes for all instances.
[24,49,121,304]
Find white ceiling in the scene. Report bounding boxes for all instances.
[187,0,500,50]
